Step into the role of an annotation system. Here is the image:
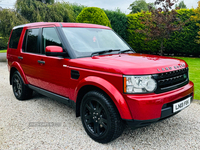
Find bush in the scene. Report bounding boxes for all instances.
[126,9,200,56]
[0,38,7,50]
[127,12,160,54]
[70,3,87,19]
[76,7,111,28]
[16,0,75,22]
[104,9,128,41]
[165,9,200,56]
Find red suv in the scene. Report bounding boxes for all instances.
[7,22,194,143]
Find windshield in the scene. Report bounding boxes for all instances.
[62,27,132,57]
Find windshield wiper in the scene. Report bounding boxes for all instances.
[91,49,120,57]
[118,49,134,54]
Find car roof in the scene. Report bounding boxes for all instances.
[13,22,111,30]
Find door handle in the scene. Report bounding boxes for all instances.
[18,56,23,60]
[38,60,45,64]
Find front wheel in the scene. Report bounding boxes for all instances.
[80,91,124,143]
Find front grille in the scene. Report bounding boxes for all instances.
[153,68,189,94]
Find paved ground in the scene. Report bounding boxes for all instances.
[0,61,200,150]
[0,53,6,62]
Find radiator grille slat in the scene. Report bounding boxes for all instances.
[153,68,189,94]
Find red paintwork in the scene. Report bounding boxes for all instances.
[7,22,194,121]
[61,23,111,29]
[45,46,63,53]
[124,81,194,120]
[69,53,188,75]
[72,75,132,119]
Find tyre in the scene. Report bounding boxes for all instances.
[80,91,124,143]
[12,71,33,100]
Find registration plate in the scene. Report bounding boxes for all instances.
[173,97,191,113]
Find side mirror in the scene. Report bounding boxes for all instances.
[45,46,66,56]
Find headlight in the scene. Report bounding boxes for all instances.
[123,75,157,93]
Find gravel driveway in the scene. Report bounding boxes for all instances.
[0,53,6,62]
[0,62,200,150]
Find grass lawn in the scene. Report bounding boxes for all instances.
[175,57,200,100]
[0,49,7,53]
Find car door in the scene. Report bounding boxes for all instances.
[35,27,71,97]
[19,27,43,87]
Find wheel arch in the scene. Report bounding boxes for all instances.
[10,62,28,85]
[75,76,132,120]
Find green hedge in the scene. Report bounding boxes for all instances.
[104,9,128,41]
[126,9,200,56]
[70,3,86,19]
[165,9,200,56]
[127,12,160,54]
[0,38,7,50]
[76,7,112,28]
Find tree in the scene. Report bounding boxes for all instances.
[104,9,128,41]
[76,7,112,28]
[175,1,187,9]
[15,0,75,22]
[0,9,28,48]
[191,1,200,44]
[128,0,155,14]
[135,0,186,55]
[70,3,87,19]
[36,0,54,4]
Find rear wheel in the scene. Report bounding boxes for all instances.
[12,71,33,100]
[80,91,124,143]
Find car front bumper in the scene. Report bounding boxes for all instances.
[123,81,194,128]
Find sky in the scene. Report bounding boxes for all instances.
[0,0,199,14]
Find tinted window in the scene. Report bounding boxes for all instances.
[22,30,28,52]
[42,28,62,54]
[9,28,23,49]
[25,29,40,54]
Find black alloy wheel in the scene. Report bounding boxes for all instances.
[13,73,22,98]
[83,99,108,136]
[80,91,124,143]
[12,71,33,100]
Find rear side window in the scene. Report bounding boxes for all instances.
[9,28,23,49]
[23,28,40,54]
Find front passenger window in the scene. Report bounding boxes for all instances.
[42,28,62,54]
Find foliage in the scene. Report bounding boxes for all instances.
[128,0,155,14]
[127,9,200,56]
[70,3,87,19]
[174,57,200,100]
[15,0,75,22]
[175,1,187,9]
[76,7,111,28]
[191,1,200,44]
[104,9,128,41]
[165,9,200,56]
[36,0,54,4]
[0,39,7,50]
[135,0,186,55]
[0,9,28,44]
[127,12,160,54]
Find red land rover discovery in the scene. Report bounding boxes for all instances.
[7,22,194,143]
